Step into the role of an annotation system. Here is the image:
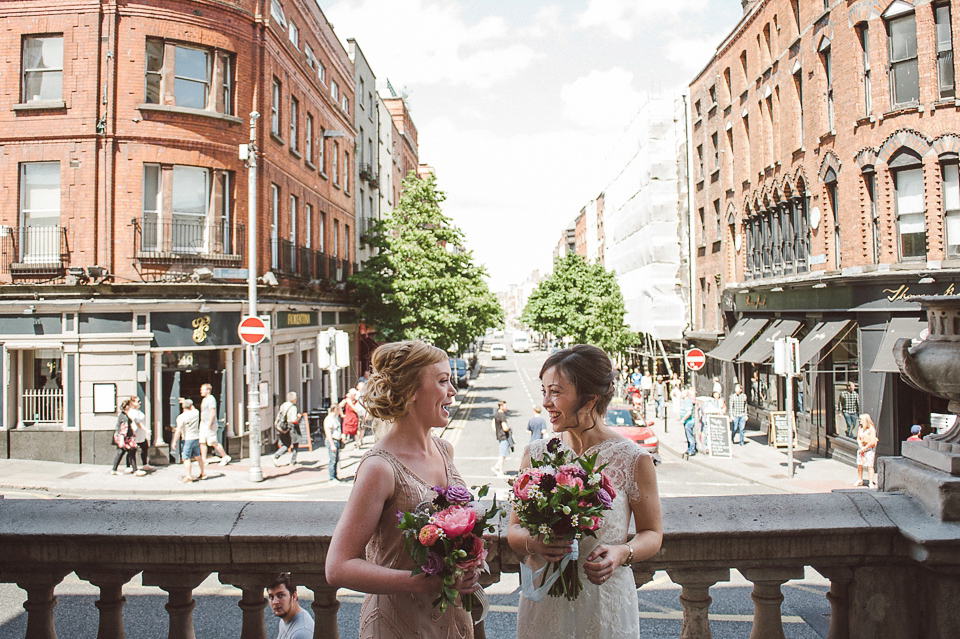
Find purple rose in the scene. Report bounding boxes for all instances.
[596,488,613,508]
[444,485,473,504]
[421,552,444,576]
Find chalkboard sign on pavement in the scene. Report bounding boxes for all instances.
[770,411,790,448]
[705,414,732,458]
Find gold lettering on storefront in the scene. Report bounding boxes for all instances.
[744,294,767,308]
[191,315,211,343]
[884,285,910,302]
[285,313,313,326]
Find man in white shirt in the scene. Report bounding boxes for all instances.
[199,384,231,466]
[268,574,315,639]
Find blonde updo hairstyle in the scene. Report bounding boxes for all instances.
[363,340,448,422]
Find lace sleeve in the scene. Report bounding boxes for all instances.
[602,440,659,504]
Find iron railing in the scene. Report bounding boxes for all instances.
[134,218,243,266]
[0,225,69,275]
[20,389,63,425]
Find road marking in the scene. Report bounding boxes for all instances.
[513,358,539,409]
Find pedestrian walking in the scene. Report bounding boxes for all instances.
[838,382,861,438]
[323,403,344,482]
[171,398,203,482]
[712,376,723,396]
[654,375,667,419]
[728,384,748,445]
[126,396,154,471]
[855,414,879,488]
[527,406,546,442]
[199,383,231,466]
[339,388,361,446]
[111,398,144,476]
[492,400,511,477]
[680,389,697,459]
[272,392,302,466]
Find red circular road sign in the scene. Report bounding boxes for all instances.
[238,316,267,345]
[685,348,707,371]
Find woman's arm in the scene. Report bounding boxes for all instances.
[506,447,573,562]
[583,454,663,585]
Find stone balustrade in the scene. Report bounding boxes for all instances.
[2,466,960,639]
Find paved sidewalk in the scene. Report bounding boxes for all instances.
[645,401,862,494]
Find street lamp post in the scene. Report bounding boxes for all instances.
[246,111,263,482]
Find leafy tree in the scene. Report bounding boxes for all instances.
[520,253,635,354]
[350,173,502,352]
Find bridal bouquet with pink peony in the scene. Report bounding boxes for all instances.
[509,438,616,600]
[396,484,502,614]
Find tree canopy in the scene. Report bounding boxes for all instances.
[350,173,502,353]
[520,253,635,354]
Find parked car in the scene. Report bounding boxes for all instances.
[490,344,507,360]
[448,357,470,388]
[606,403,659,454]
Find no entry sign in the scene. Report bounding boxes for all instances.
[238,316,267,345]
[685,348,706,371]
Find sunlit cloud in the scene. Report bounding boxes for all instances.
[577,0,713,39]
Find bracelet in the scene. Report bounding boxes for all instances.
[623,544,634,566]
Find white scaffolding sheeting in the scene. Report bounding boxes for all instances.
[603,97,687,341]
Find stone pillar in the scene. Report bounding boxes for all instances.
[219,572,274,639]
[739,566,803,639]
[667,568,730,639]
[75,568,137,639]
[813,566,852,639]
[142,570,211,639]
[3,568,70,639]
[299,574,340,639]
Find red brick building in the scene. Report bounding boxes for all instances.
[382,95,419,204]
[0,0,361,462]
[688,0,959,464]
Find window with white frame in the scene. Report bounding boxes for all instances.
[145,39,233,114]
[305,43,316,71]
[333,219,340,258]
[344,224,350,264]
[290,96,299,152]
[342,95,349,114]
[333,142,339,185]
[305,203,312,249]
[22,35,63,103]
[271,184,279,268]
[171,166,210,253]
[305,113,313,164]
[288,21,299,48]
[942,162,960,258]
[820,42,834,132]
[271,78,281,136]
[892,158,926,259]
[19,162,60,263]
[142,164,161,251]
[318,211,325,252]
[935,3,956,99]
[859,25,872,115]
[865,170,880,263]
[359,79,365,109]
[318,128,326,173]
[344,151,349,192]
[885,6,919,107]
[141,165,231,254]
[318,61,326,85]
[331,81,339,103]
[824,169,840,267]
[270,0,287,26]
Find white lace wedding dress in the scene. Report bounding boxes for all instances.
[516,437,657,639]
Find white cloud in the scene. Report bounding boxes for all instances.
[664,34,724,75]
[326,0,540,88]
[577,0,712,39]
[560,68,643,133]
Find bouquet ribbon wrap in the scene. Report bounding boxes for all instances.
[519,543,579,602]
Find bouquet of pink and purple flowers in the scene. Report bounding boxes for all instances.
[396,484,503,614]
[509,438,616,600]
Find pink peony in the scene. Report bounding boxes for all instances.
[455,534,488,571]
[555,468,584,490]
[513,469,543,500]
[582,516,602,531]
[601,472,617,500]
[434,505,477,538]
[418,524,442,546]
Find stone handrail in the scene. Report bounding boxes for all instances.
[2,482,959,639]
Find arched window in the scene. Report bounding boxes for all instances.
[889,149,926,259]
[823,167,840,268]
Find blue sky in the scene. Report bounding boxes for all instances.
[325,0,744,291]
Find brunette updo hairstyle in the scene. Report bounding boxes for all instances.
[363,340,447,422]
[540,344,618,424]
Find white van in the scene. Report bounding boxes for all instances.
[511,331,530,353]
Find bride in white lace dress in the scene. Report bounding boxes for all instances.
[508,345,662,639]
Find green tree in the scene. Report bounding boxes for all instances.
[350,173,502,352]
[520,253,635,354]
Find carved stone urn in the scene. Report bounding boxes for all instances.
[894,295,960,475]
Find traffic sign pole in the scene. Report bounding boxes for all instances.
[245,111,263,483]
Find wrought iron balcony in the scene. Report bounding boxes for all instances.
[1,481,957,639]
[358,163,378,188]
[133,218,243,266]
[0,225,69,275]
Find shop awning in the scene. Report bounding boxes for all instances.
[797,320,852,367]
[870,317,927,373]
[706,318,769,362]
[737,319,802,364]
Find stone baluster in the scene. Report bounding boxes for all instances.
[299,573,340,639]
[739,567,804,639]
[219,572,275,639]
[142,570,211,639]
[813,566,852,639]
[2,568,70,639]
[667,568,730,639]
[74,568,137,639]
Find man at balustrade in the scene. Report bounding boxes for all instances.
[267,573,315,639]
